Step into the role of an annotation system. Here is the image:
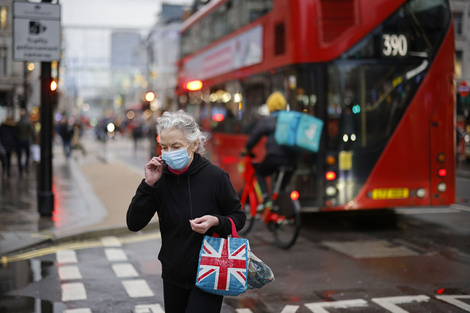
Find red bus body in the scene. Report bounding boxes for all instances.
[177,0,456,212]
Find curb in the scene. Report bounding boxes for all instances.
[51,221,159,245]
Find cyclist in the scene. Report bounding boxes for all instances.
[242,91,299,208]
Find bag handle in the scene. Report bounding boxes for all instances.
[213,217,238,238]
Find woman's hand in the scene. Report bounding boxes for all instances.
[190,215,219,234]
[144,156,164,186]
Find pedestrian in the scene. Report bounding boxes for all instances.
[0,141,6,177]
[131,120,144,153]
[127,110,246,313]
[0,116,18,177]
[71,122,87,158]
[16,109,33,175]
[57,116,73,160]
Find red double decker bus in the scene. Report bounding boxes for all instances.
[176,0,456,212]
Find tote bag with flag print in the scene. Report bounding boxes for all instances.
[196,218,249,296]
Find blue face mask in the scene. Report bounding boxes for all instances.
[162,144,192,170]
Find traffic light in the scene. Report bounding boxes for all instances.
[50,79,58,106]
[50,80,57,91]
[142,91,155,110]
[352,104,361,114]
[183,80,203,91]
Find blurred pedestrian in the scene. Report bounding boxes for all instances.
[132,120,144,153]
[57,116,73,160]
[16,109,33,175]
[71,122,87,158]
[0,142,6,177]
[0,116,19,177]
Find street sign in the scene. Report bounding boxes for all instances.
[459,80,469,98]
[13,2,61,62]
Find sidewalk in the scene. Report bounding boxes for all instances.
[0,137,155,256]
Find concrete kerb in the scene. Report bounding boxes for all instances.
[50,221,160,245]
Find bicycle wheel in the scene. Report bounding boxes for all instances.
[269,192,301,249]
[238,188,257,236]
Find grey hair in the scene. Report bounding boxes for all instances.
[156,110,210,155]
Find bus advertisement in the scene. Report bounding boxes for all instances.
[176,0,456,212]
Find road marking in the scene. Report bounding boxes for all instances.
[134,304,165,313]
[122,279,154,298]
[395,207,460,214]
[105,248,128,262]
[371,295,430,313]
[322,240,419,258]
[112,263,139,278]
[281,305,300,313]
[237,306,299,313]
[62,282,87,301]
[305,299,368,312]
[64,309,92,313]
[58,265,82,280]
[451,204,470,213]
[436,295,470,311]
[56,250,78,264]
[101,236,122,247]
[3,231,160,263]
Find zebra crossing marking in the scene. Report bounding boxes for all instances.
[56,250,78,264]
[105,248,128,261]
[64,309,92,313]
[122,279,155,298]
[62,282,87,301]
[112,263,139,278]
[58,265,82,280]
[134,304,165,313]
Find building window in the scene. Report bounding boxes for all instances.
[453,12,463,35]
[0,7,6,30]
[456,50,462,79]
[0,47,7,76]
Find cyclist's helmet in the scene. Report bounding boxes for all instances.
[266,91,287,113]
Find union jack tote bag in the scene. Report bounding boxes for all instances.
[196,218,249,296]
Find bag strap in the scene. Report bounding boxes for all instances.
[213,217,238,238]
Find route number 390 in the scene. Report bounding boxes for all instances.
[382,34,408,57]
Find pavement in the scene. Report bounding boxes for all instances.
[0,135,157,256]
[1,134,470,257]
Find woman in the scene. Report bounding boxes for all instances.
[127,110,246,313]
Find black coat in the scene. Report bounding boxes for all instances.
[127,153,246,288]
[245,112,298,159]
[0,122,18,152]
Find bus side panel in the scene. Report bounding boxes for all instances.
[211,133,267,192]
[325,24,456,211]
[429,22,456,206]
[291,0,407,63]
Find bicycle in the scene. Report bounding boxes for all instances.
[237,153,301,249]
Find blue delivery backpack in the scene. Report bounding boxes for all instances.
[274,111,323,153]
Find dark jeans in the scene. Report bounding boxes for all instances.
[17,139,31,174]
[62,139,72,159]
[3,151,13,177]
[163,280,223,313]
[254,154,296,200]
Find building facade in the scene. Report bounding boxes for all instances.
[0,0,39,121]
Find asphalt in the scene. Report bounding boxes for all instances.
[1,135,469,257]
[0,136,157,256]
